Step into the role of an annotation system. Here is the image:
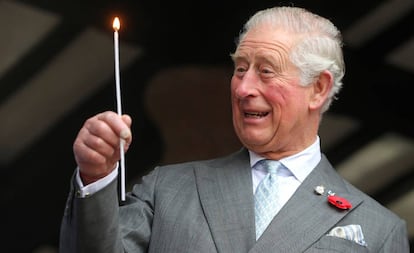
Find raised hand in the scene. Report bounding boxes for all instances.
[73,111,132,185]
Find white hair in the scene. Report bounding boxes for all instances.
[236,6,345,113]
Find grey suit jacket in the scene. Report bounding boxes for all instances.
[60,148,409,252]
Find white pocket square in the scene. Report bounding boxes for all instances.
[327,224,367,247]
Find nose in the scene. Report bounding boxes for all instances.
[232,70,259,99]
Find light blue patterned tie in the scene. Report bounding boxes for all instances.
[254,159,283,240]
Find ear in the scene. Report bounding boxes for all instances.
[309,70,333,110]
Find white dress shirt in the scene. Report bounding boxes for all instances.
[76,165,118,197]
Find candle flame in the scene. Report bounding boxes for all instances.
[113,17,120,31]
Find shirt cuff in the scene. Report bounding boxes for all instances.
[75,164,118,198]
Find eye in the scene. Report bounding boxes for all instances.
[233,64,248,77]
[235,66,247,73]
[261,68,273,74]
[259,66,276,78]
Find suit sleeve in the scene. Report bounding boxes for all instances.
[59,170,123,253]
[59,168,159,253]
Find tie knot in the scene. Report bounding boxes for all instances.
[257,159,282,174]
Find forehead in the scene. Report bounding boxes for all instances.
[236,25,298,56]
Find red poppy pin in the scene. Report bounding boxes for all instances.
[327,195,352,210]
[314,185,352,210]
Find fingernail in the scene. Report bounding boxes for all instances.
[120,129,131,139]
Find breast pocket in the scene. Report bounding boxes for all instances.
[305,235,369,253]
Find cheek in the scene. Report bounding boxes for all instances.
[263,85,286,108]
[266,88,309,128]
[280,84,310,106]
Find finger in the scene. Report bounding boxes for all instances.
[73,138,107,165]
[74,131,120,176]
[121,114,133,144]
[85,114,120,148]
[122,114,132,127]
[97,111,132,141]
[82,132,116,158]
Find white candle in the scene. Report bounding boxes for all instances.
[113,17,126,201]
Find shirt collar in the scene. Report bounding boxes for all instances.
[249,136,321,182]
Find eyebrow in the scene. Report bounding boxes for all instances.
[231,51,286,68]
[230,50,248,61]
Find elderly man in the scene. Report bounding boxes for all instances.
[60,6,409,253]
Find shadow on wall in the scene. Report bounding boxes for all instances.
[144,64,242,165]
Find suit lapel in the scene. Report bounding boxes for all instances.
[195,149,256,253]
[249,155,363,252]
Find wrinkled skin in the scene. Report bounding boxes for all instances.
[231,26,333,160]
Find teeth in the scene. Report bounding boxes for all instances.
[245,112,268,118]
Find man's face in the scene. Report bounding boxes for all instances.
[231,25,316,158]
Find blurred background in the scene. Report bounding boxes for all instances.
[0,0,413,252]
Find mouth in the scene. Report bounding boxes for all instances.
[244,111,269,118]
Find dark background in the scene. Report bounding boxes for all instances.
[0,0,413,252]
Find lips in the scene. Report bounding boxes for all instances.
[244,111,269,118]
